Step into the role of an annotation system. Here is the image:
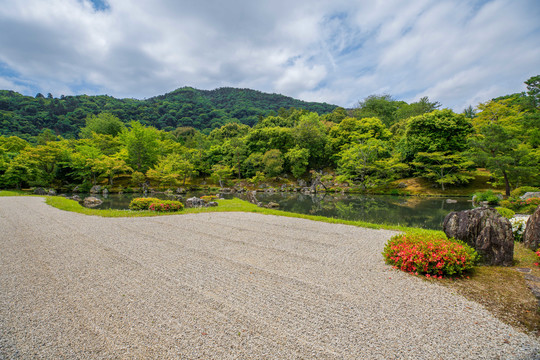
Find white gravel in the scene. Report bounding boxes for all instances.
[1,196,539,359]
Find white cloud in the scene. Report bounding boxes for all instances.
[0,0,538,110]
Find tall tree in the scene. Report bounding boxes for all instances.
[120,121,160,173]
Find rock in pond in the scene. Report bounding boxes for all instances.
[443,207,514,266]
[89,185,101,194]
[523,205,540,251]
[83,196,103,207]
[265,202,280,209]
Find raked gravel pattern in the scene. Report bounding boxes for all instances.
[1,196,539,359]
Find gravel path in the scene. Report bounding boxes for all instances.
[1,196,539,359]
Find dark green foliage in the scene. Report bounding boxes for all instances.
[0,87,337,139]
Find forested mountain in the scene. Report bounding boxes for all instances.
[0,87,337,140]
[1,75,538,198]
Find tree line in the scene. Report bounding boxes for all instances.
[0,76,538,195]
[0,87,337,140]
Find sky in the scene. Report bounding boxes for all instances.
[0,0,539,111]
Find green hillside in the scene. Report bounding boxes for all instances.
[0,87,337,140]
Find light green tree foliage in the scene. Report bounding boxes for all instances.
[395,96,441,121]
[87,132,123,155]
[70,144,103,185]
[221,137,247,178]
[285,146,310,178]
[321,107,348,124]
[120,121,160,172]
[211,164,233,187]
[146,152,197,188]
[262,149,284,178]
[79,112,126,138]
[131,171,146,188]
[92,151,132,186]
[245,127,294,154]
[0,136,28,185]
[327,117,391,163]
[291,112,327,168]
[209,122,250,140]
[411,151,474,190]
[468,101,539,195]
[15,140,72,187]
[337,138,406,188]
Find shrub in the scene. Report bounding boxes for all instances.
[200,195,218,203]
[501,197,540,214]
[495,207,515,219]
[382,233,478,278]
[510,217,527,242]
[473,190,502,205]
[129,197,162,210]
[149,200,184,212]
[510,186,540,198]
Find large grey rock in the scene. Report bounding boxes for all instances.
[523,205,540,251]
[186,197,205,207]
[443,207,514,266]
[83,196,103,207]
[89,185,101,194]
[48,189,57,196]
[521,192,540,200]
[33,187,47,195]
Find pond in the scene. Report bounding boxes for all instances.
[77,192,474,230]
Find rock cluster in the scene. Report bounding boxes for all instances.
[443,207,514,266]
[523,205,540,251]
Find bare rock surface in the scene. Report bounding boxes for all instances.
[83,196,103,207]
[443,207,514,266]
[1,197,539,359]
[522,192,540,200]
[524,205,540,251]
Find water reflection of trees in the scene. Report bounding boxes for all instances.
[253,192,472,230]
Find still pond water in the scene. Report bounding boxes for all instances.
[82,192,474,230]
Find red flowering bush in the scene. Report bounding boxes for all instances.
[534,251,540,267]
[129,197,162,210]
[383,233,478,278]
[501,197,540,214]
[148,200,184,212]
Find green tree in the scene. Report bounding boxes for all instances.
[292,112,327,168]
[120,121,160,172]
[411,151,474,191]
[525,75,540,109]
[337,138,405,188]
[468,123,537,195]
[93,152,132,186]
[285,146,310,178]
[79,112,126,138]
[262,149,284,177]
[398,109,474,163]
[354,94,399,127]
[211,164,233,187]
